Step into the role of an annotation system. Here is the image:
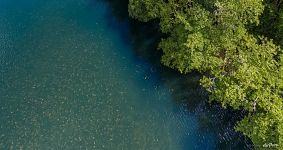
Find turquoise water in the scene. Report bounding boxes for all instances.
[0,0,250,149]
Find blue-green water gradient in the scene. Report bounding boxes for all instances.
[0,0,250,149]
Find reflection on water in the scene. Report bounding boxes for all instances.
[0,0,251,149]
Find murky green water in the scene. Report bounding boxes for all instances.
[0,0,251,149]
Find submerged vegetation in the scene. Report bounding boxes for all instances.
[129,0,283,149]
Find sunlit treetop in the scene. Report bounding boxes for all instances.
[129,0,283,149]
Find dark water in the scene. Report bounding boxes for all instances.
[0,0,251,149]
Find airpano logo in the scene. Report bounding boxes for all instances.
[262,143,279,148]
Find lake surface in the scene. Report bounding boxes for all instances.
[0,0,251,149]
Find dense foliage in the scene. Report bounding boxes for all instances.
[129,0,283,149]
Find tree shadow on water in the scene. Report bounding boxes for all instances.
[92,0,254,149]
[160,71,253,149]
[99,0,163,65]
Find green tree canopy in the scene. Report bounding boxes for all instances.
[129,0,283,149]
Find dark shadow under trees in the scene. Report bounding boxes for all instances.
[91,0,254,149]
